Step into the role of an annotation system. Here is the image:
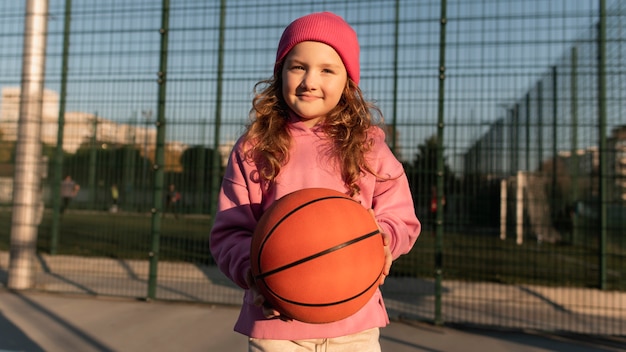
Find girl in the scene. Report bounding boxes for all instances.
[210,12,421,351]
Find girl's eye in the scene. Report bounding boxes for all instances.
[322,68,334,74]
[290,65,305,71]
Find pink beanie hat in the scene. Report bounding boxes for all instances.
[275,12,360,85]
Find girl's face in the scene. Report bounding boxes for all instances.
[281,41,348,127]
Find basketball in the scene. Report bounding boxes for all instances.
[250,188,385,324]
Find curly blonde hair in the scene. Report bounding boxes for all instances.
[242,73,383,197]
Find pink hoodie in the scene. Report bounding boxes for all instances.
[210,117,421,340]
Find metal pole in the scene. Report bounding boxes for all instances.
[123,112,137,210]
[195,147,206,214]
[147,0,170,300]
[537,81,543,172]
[88,113,98,209]
[513,104,520,174]
[142,109,152,211]
[500,179,507,241]
[50,0,71,255]
[508,108,514,175]
[434,0,447,326]
[390,0,400,154]
[551,66,558,218]
[210,0,226,216]
[8,0,48,290]
[596,0,607,290]
[525,93,530,171]
[570,47,580,245]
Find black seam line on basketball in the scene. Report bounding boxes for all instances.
[271,266,384,308]
[254,229,381,281]
[255,195,358,274]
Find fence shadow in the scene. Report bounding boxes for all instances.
[0,310,44,352]
[0,291,114,351]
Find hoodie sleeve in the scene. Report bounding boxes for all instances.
[209,141,261,289]
[367,127,421,259]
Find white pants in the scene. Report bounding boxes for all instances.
[248,328,381,352]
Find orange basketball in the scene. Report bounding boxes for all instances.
[250,188,384,324]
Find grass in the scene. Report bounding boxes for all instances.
[1,208,624,290]
[0,209,214,264]
[396,229,626,290]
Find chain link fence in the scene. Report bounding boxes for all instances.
[0,0,624,335]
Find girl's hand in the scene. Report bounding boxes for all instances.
[369,209,393,286]
[379,230,392,285]
[245,269,283,319]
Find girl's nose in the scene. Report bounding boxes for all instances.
[299,72,318,90]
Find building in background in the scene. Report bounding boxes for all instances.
[0,87,163,154]
[0,87,59,146]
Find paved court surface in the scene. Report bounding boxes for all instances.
[0,290,624,352]
[2,249,625,337]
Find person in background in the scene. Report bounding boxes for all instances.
[60,175,79,214]
[210,12,420,352]
[110,183,119,213]
[429,185,446,231]
[165,183,181,219]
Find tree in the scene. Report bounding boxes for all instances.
[178,145,220,213]
[407,134,458,216]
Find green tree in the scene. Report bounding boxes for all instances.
[406,134,457,215]
[178,145,219,213]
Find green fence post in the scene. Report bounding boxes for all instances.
[434,0,447,327]
[390,0,399,153]
[551,66,559,199]
[209,0,227,216]
[123,112,137,211]
[147,0,170,300]
[570,47,580,246]
[536,81,543,172]
[597,0,608,290]
[525,93,530,171]
[195,148,206,214]
[50,0,72,255]
[551,67,558,230]
[514,105,520,175]
[88,114,97,209]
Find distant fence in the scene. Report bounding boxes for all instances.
[0,0,624,335]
